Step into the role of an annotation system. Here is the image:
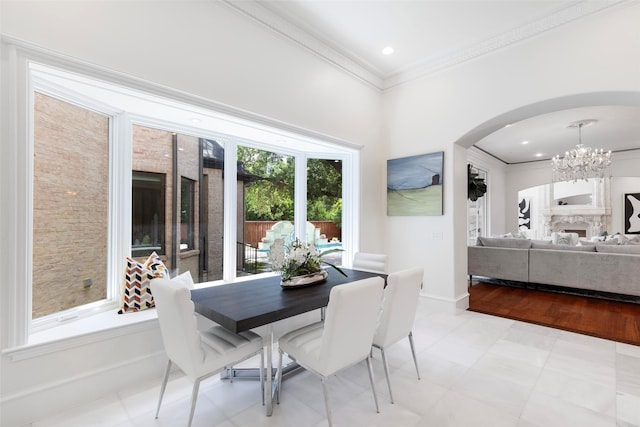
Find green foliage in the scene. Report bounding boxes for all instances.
[239,147,295,220]
[237,148,342,226]
[307,159,342,223]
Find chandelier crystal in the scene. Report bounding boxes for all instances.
[551,119,612,183]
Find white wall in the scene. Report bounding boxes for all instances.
[0,2,384,425]
[506,150,640,233]
[382,2,640,310]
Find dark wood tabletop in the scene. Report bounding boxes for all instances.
[191,268,385,333]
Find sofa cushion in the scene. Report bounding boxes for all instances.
[531,242,596,252]
[477,236,532,249]
[531,239,553,246]
[596,244,640,254]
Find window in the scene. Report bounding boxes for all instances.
[237,146,295,274]
[32,92,111,320]
[180,177,195,251]
[132,172,165,257]
[3,50,359,346]
[307,158,343,265]
[132,127,208,281]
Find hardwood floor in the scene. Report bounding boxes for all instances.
[468,281,640,346]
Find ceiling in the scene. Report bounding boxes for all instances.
[474,105,640,164]
[227,0,639,164]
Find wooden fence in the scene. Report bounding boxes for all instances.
[243,221,341,248]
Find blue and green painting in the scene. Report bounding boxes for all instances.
[387,151,443,216]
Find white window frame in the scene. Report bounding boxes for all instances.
[1,40,361,349]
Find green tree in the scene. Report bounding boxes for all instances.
[307,159,342,224]
[237,148,342,226]
[238,147,295,220]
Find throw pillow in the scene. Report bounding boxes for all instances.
[118,252,169,314]
[552,232,578,246]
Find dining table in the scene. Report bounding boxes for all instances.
[190,267,386,416]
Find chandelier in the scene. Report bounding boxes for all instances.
[551,119,612,182]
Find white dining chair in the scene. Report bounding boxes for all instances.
[277,277,385,427]
[151,278,265,427]
[353,252,388,274]
[371,266,424,404]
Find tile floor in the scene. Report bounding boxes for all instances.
[25,300,640,427]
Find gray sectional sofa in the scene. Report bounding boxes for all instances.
[468,236,640,298]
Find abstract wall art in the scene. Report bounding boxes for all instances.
[624,193,640,234]
[518,197,531,230]
[387,151,444,216]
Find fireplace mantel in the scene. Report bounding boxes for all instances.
[539,179,612,239]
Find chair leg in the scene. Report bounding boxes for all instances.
[260,348,265,406]
[187,379,201,427]
[365,356,380,413]
[277,347,283,404]
[380,348,394,404]
[155,359,172,419]
[408,331,421,380]
[321,377,334,427]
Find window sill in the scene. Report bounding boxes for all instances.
[3,309,160,362]
[1,276,270,362]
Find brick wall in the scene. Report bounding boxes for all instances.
[32,93,109,318]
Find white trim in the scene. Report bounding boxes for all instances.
[2,315,159,362]
[223,140,238,283]
[295,156,308,243]
[221,0,384,91]
[342,151,359,263]
[224,0,629,91]
[27,68,123,334]
[419,292,470,313]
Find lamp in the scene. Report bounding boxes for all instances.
[551,119,612,182]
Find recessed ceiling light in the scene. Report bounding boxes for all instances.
[190,118,201,123]
[382,46,394,55]
[521,141,529,145]
[535,153,543,157]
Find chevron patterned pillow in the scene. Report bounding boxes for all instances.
[118,252,169,314]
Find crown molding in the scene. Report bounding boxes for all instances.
[222,0,629,92]
[220,0,384,90]
[383,0,629,90]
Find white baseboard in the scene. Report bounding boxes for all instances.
[1,350,166,427]
[419,292,470,314]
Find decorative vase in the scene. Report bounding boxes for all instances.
[280,269,328,288]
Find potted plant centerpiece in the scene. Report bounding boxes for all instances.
[270,238,346,288]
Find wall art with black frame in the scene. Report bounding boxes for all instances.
[624,193,640,234]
